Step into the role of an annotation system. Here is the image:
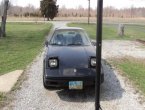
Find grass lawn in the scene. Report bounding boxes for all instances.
[0,93,6,104]
[0,23,52,75]
[68,23,145,40]
[110,58,145,95]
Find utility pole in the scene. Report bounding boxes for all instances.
[88,0,90,24]
[0,0,9,37]
[95,0,103,110]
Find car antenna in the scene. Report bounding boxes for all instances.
[95,0,103,110]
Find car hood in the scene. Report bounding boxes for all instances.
[47,45,96,68]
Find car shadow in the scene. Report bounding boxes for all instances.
[56,87,95,102]
[100,60,125,101]
[56,60,124,102]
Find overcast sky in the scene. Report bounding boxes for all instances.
[1,0,145,9]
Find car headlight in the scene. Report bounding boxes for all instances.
[48,58,59,68]
[90,57,96,68]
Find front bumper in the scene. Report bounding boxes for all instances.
[44,75,104,89]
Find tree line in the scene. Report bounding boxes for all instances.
[0,2,41,17]
[59,6,145,18]
[0,1,145,18]
[103,6,145,18]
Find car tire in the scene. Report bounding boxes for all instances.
[43,59,55,90]
[43,71,52,89]
[43,76,56,90]
[101,73,104,83]
[43,77,49,89]
[43,59,48,89]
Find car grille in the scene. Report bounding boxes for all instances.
[62,68,93,76]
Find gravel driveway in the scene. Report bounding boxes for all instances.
[2,21,145,110]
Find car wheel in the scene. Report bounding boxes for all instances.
[43,59,48,89]
[101,65,104,83]
[43,60,54,90]
[43,76,56,90]
[43,76,49,89]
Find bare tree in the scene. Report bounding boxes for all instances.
[88,0,90,24]
[0,0,9,38]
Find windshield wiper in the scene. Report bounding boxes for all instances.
[67,43,82,46]
[51,43,64,46]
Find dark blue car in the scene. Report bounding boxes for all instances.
[43,27,104,90]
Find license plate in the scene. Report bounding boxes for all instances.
[69,81,83,90]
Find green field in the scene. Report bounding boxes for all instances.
[0,93,6,105]
[111,58,145,94]
[0,23,52,75]
[68,23,145,40]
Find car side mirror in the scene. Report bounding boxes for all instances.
[91,41,96,46]
[45,41,49,47]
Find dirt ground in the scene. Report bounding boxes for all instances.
[6,17,145,24]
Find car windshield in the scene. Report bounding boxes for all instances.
[50,29,91,46]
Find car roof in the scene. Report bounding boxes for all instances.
[55,27,84,31]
